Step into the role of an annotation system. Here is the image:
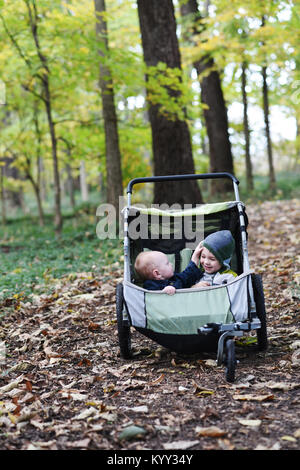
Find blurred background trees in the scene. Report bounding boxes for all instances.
[0,0,299,231]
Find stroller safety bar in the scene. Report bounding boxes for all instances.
[127,172,239,195]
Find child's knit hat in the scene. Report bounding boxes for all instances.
[202,230,235,269]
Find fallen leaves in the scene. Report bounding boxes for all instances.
[0,200,299,450]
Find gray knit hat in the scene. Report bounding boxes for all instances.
[202,230,235,269]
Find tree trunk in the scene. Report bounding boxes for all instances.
[296,117,300,168]
[180,0,234,196]
[26,169,45,226]
[262,65,276,192]
[33,100,45,225]
[0,165,6,225]
[241,61,253,191]
[44,73,62,233]
[137,0,202,206]
[66,164,75,210]
[80,161,89,202]
[26,0,62,234]
[261,15,276,193]
[94,0,123,214]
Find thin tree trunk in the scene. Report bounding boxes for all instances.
[94,0,123,214]
[27,169,44,226]
[58,137,75,210]
[241,61,253,191]
[296,118,300,168]
[262,65,276,192]
[26,0,62,233]
[261,15,276,193]
[180,0,234,196]
[0,165,6,225]
[66,164,76,210]
[80,161,89,202]
[33,100,45,225]
[137,0,202,206]
[44,75,62,233]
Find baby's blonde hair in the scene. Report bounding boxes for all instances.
[134,251,160,280]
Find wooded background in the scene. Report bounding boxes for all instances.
[0,0,299,233]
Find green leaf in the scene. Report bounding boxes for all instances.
[118,425,147,441]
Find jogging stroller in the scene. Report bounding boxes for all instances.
[116,173,267,382]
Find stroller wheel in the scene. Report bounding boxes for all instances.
[252,274,268,351]
[225,339,236,383]
[116,283,132,359]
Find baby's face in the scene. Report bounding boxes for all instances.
[154,253,174,280]
[200,247,222,274]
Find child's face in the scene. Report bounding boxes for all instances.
[153,253,174,280]
[200,247,222,274]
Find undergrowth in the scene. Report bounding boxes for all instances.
[0,212,122,300]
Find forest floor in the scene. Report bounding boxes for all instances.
[0,199,299,453]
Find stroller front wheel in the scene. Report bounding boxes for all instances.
[252,274,268,351]
[116,283,132,359]
[225,339,236,383]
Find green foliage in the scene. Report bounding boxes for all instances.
[0,211,122,300]
[0,0,299,214]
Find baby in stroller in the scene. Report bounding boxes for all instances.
[134,230,237,295]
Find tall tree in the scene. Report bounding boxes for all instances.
[261,15,276,193]
[0,163,6,225]
[137,0,202,206]
[25,0,63,233]
[241,61,253,191]
[1,0,63,234]
[94,0,123,213]
[180,0,234,195]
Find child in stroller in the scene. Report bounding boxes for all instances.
[117,173,268,382]
[134,230,237,294]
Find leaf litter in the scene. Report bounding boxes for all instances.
[0,200,299,450]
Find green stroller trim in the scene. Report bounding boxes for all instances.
[123,271,254,336]
[126,201,243,217]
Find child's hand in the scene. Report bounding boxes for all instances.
[162,285,176,295]
[191,241,204,265]
[192,281,210,288]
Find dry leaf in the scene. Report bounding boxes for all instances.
[124,405,149,413]
[149,373,165,386]
[163,440,199,450]
[238,419,262,427]
[195,426,226,437]
[73,407,96,420]
[0,375,24,395]
[233,394,274,402]
[119,425,146,441]
[281,436,297,442]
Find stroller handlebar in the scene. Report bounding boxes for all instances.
[126,172,239,194]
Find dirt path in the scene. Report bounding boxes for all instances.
[0,200,299,451]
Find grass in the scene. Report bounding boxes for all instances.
[238,171,300,203]
[0,210,122,300]
[200,171,300,203]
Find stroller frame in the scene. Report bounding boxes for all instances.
[117,173,267,382]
